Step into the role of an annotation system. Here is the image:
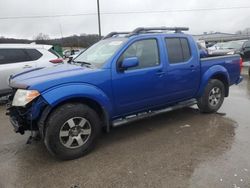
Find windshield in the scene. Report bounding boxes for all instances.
[221,41,244,50]
[74,38,127,68]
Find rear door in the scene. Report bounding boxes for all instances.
[164,37,200,101]
[0,49,38,92]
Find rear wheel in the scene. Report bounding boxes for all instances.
[44,103,101,160]
[197,79,225,113]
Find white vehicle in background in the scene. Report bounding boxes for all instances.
[0,43,64,97]
[208,42,225,50]
[68,49,86,62]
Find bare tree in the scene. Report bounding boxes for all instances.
[33,33,50,40]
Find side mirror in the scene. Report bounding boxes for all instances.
[120,57,139,71]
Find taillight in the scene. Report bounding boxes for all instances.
[50,58,64,64]
[240,57,243,73]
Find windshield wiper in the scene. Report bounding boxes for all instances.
[71,60,95,68]
[73,60,91,65]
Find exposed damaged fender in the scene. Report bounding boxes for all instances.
[37,83,113,137]
[42,83,112,114]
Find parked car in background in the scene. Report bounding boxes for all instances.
[68,49,86,62]
[239,40,250,62]
[208,42,225,50]
[63,50,71,58]
[208,40,246,56]
[7,27,242,160]
[63,49,84,59]
[0,44,63,97]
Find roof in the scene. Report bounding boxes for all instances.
[0,43,52,50]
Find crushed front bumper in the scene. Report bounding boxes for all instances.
[6,105,30,135]
[6,90,49,135]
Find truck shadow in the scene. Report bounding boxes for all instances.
[98,107,236,154]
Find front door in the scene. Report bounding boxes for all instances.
[112,38,167,116]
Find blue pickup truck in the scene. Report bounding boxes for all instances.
[7,27,242,160]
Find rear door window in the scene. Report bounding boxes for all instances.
[0,49,31,64]
[165,38,191,64]
[25,49,42,60]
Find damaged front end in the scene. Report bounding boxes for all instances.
[6,89,48,135]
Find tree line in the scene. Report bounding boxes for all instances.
[0,33,101,48]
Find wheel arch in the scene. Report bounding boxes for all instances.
[210,74,229,97]
[38,84,112,138]
[38,96,110,139]
[197,65,230,98]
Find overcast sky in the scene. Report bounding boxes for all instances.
[0,0,250,39]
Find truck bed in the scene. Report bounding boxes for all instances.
[201,55,241,85]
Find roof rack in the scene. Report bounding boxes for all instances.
[103,27,189,39]
[130,27,189,35]
[103,32,130,39]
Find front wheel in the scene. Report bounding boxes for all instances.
[197,79,225,113]
[44,103,101,160]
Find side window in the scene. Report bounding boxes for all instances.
[120,39,160,70]
[165,38,191,64]
[25,49,43,60]
[181,38,191,61]
[0,49,31,64]
[165,38,183,63]
[243,41,250,48]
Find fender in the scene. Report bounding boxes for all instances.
[196,65,230,98]
[41,83,113,117]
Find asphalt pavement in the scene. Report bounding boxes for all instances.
[0,68,250,188]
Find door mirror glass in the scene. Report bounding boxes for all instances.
[120,57,139,71]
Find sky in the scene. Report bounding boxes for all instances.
[0,0,250,39]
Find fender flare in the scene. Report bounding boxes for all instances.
[37,83,113,137]
[197,65,230,98]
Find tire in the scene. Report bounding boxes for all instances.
[197,79,225,113]
[44,103,101,160]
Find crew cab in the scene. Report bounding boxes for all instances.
[6,27,243,160]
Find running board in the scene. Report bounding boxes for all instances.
[112,99,197,127]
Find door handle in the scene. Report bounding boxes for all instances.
[23,65,32,69]
[190,65,195,68]
[190,65,196,72]
[156,70,165,77]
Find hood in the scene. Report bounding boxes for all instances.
[9,64,98,92]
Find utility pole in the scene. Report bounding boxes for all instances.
[97,0,102,38]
